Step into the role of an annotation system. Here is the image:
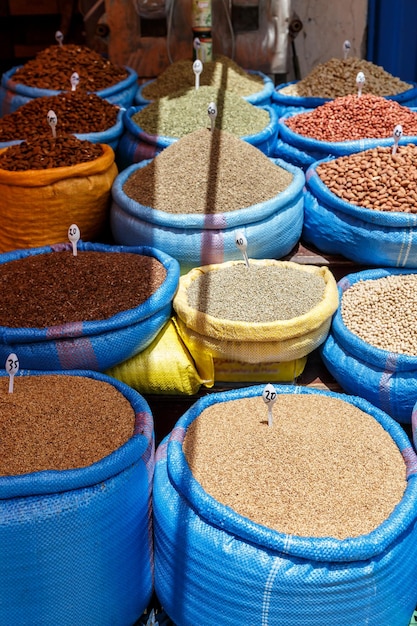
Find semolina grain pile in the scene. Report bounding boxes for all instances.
[183,393,406,539]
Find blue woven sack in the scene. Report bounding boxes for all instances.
[153,384,417,626]
[0,241,180,371]
[0,369,154,625]
[110,158,304,272]
[271,80,417,117]
[321,268,417,424]
[134,69,275,107]
[116,104,278,170]
[303,157,417,267]
[0,65,138,116]
[0,107,124,151]
[274,110,417,171]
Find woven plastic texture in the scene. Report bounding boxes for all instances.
[0,369,154,625]
[115,104,278,170]
[153,384,417,626]
[321,268,417,424]
[271,80,417,117]
[134,69,275,107]
[111,158,304,272]
[274,110,417,171]
[303,158,417,267]
[0,241,180,371]
[0,65,138,116]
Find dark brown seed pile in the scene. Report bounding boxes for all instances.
[0,375,135,474]
[0,135,103,170]
[0,92,119,142]
[12,44,128,91]
[122,129,293,214]
[184,394,406,539]
[0,251,167,327]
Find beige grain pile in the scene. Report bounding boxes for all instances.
[183,394,406,539]
[123,128,293,214]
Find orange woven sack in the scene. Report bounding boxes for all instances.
[0,144,117,252]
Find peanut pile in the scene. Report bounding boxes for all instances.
[11,44,128,91]
[341,274,417,355]
[277,57,412,99]
[284,93,417,142]
[316,145,417,213]
[0,92,119,142]
[0,135,103,171]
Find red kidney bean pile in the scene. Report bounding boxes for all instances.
[284,93,417,142]
[316,144,417,212]
[0,92,119,142]
[0,135,103,171]
[11,44,128,91]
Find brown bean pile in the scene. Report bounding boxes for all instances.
[11,44,128,91]
[316,145,417,213]
[186,264,325,322]
[142,55,264,100]
[341,274,417,355]
[0,251,167,327]
[277,57,412,99]
[0,92,119,142]
[133,86,269,138]
[0,375,135,474]
[123,129,293,214]
[284,94,417,142]
[183,393,406,539]
[0,135,103,170]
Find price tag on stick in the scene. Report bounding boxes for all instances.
[193,37,201,61]
[207,101,217,132]
[193,60,203,90]
[262,383,277,427]
[70,72,80,91]
[47,110,57,138]
[5,353,19,394]
[234,230,250,268]
[343,40,351,60]
[392,124,403,155]
[55,30,64,46]
[68,223,80,256]
[356,71,365,97]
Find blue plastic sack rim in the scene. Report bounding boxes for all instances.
[272,80,417,104]
[0,368,153,499]
[165,384,417,563]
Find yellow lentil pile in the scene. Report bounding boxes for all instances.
[277,57,412,98]
[284,94,417,142]
[341,274,417,355]
[183,393,406,539]
[122,128,293,214]
[133,86,270,138]
[316,145,417,213]
[142,55,264,100]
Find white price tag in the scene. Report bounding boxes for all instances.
[55,30,64,46]
[343,40,351,60]
[234,230,249,268]
[70,72,80,91]
[47,110,57,138]
[68,223,80,256]
[356,71,365,97]
[5,352,19,394]
[262,383,277,427]
[392,124,403,155]
[207,101,217,131]
[193,59,203,90]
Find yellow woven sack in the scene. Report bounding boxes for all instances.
[106,318,211,395]
[0,144,117,252]
[173,260,339,365]
[213,356,307,383]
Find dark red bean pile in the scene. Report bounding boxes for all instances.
[0,135,103,171]
[12,44,128,91]
[0,92,119,142]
